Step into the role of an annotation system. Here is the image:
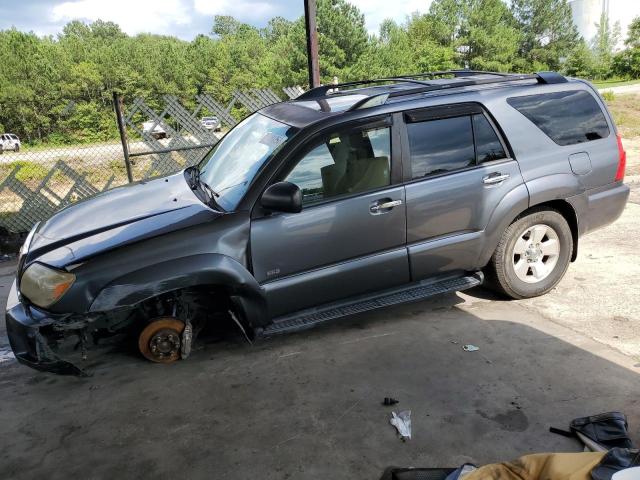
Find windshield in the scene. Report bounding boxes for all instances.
[198,113,296,211]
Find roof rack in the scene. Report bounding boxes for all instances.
[295,70,568,108]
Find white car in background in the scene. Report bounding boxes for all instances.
[200,116,222,132]
[1,133,21,152]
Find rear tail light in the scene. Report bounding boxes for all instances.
[615,133,626,182]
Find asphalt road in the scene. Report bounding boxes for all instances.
[0,183,638,479]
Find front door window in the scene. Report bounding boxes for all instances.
[285,127,391,205]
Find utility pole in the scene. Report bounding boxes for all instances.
[304,0,321,88]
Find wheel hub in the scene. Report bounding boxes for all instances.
[138,318,185,364]
[524,244,543,262]
[512,224,560,284]
[148,329,181,360]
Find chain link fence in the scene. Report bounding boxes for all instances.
[0,86,304,234]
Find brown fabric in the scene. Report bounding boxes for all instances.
[463,452,606,480]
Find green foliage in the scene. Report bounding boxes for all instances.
[601,90,615,102]
[613,17,640,79]
[563,39,597,78]
[0,2,638,147]
[352,16,455,79]
[511,0,579,71]
[590,12,621,79]
[427,0,522,71]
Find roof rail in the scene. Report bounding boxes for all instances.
[295,76,437,100]
[295,70,567,105]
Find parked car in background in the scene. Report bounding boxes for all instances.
[201,116,222,132]
[1,133,21,152]
[142,120,167,139]
[6,71,629,376]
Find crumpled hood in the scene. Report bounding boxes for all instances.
[27,172,222,267]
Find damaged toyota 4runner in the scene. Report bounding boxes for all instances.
[6,71,629,375]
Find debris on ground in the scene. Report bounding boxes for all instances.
[462,344,480,352]
[390,410,411,441]
[382,397,399,406]
[550,411,635,451]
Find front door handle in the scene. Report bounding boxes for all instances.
[483,173,510,185]
[370,199,402,213]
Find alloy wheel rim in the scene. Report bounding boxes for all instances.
[512,224,560,284]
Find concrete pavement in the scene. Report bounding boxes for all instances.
[599,83,640,95]
[0,187,639,478]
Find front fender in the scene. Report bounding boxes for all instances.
[89,253,268,328]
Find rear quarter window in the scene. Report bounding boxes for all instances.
[507,90,610,146]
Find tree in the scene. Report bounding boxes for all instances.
[211,16,245,38]
[260,0,369,84]
[612,16,640,78]
[591,12,621,79]
[511,0,579,71]
[316,0,368,68]
[0,1,619,146]
[562,39,596,78]
[427,0,521,71]
[625,16,640,49]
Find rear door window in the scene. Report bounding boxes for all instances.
[507,90,610,146]
[407,116,476,179]
[473,114,507,163]
[406,109,507,180]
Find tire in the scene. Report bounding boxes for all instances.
[488,208,573,299]
[14,145,19,152]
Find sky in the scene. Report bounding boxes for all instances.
[1,0,639,42]
[0,0,433,40]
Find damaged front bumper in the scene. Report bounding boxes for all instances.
[5,281,89,376]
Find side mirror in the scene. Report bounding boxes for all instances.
[261,181,302,213]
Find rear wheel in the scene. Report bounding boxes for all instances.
[489,209,573,299]
[138,317,185,363]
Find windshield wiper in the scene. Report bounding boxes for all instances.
[187,165,220,206]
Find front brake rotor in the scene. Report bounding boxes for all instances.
[138,317,185,363]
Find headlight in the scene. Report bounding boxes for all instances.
[18,222,39,270]
[20,263,75,308]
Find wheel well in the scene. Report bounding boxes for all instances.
[106,285,241,337]
[523,200,579,262]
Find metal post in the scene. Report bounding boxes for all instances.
[113,92,134,183]
[304,0,321,88]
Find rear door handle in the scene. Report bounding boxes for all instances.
[370,199,402,213]
[483,173,510,185]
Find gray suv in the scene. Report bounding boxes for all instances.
[5,71,629,375]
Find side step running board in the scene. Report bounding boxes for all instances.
[262,272,483,336]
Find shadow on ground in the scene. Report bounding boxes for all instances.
[0,290,638,480]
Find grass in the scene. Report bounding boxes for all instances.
[19,138,123,153]
[594,78,640,89]
[0,160,50,183]
[606,93,640,138]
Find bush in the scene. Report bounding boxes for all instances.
[601,90,616,102]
